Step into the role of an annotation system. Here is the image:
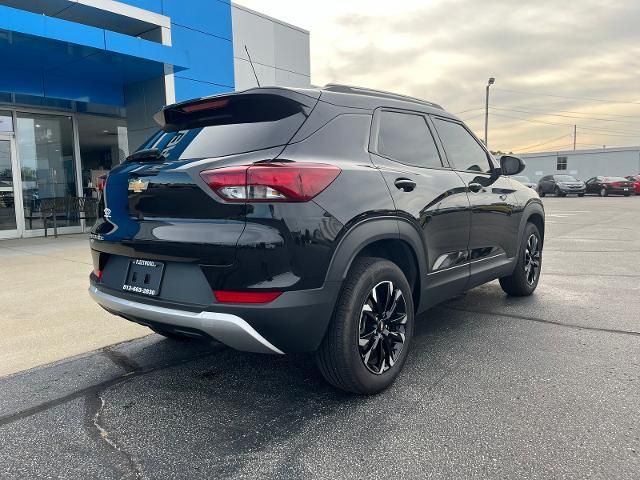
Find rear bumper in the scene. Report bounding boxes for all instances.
[89,281,341,354]
[89,286,284,354]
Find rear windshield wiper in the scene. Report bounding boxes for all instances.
[125,148,165,163]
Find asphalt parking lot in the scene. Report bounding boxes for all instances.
[1,196,639,479]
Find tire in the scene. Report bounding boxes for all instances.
[600,188,608,197]
[316,257,415,395]
[150,326,196,341]
[578,194,585,197]
[538,188,545,197]
[499,223,542,297]
[624,193,630,197]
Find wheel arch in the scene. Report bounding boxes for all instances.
[520,200,545,246]
[325,217,427,311]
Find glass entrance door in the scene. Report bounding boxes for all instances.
[16,112,80,233]
[0,136,20,238]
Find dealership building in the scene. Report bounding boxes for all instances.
[519,146,640,183]
[0,0,310,239]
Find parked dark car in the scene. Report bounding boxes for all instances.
[585,176,634,196]
[537,174,585,197]
[88,85,545,394]
[625,175,640,195]
[512,175,537,189]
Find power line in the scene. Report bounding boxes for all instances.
[459,113,486,122]
[490,112,640,137]
[576,125,640,136]
[491,106,640,125]
[453,107,484,115]
[503,106,640,120]
[515,133,573,152]
[490,112,575,127]
[494,87,640,106]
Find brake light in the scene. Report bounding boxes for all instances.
[181,98,230,113]
[214,291,282,304]
[97,174,107,192]
[200,163,341,202]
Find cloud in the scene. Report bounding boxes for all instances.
[237,0,640,151]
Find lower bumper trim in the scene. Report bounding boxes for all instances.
[89,286,284,354]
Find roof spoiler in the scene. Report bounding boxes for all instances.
[153,88,320,132]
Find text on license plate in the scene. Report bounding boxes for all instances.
[122,259,165,296]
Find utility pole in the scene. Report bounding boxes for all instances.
[573,125,576,151]
[484,77,495,146]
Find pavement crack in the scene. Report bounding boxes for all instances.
[442,305,640,338]
[88,394,144,479]
[0,347,225,428]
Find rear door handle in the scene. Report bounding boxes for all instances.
[394,178,416,192]
[468,182,483,193]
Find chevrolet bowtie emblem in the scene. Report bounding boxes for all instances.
[128,178,149,193]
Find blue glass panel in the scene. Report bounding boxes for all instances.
[163,0,232,39]
[172,25,233,88]
[119,0,164,13]
[174,77,232,103]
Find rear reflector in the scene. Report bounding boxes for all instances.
[97,175,107,192]
[94,269,103,280]
[214,291,282,304]
[200,162,341,202]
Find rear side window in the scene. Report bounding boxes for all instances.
[432,118,492,173]
[141,94,312,160]
[375,111,443,168]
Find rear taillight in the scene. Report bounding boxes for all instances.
[94,269,103,280]
[200,163,341,202]
[97,174,108,192]
[214,291,282,304]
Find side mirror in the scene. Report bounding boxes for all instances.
[500,155,525,176]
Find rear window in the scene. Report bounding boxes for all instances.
[604,177,628,182]
[141,93,313,160]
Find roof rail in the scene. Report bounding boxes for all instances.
[323,84,443,110]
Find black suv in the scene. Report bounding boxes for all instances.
[89,85,544,394]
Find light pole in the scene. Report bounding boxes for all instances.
[484,77,495,146]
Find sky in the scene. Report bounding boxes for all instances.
[236,0,640,154]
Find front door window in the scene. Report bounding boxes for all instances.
[16,113,79,230]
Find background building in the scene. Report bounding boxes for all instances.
[0,0,310,239]
[519,147,640,183]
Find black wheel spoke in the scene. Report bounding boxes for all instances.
[523,233,541,286]
[358,281,408,375]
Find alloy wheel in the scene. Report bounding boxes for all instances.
[358,281,407,375]
[524,234,541,285]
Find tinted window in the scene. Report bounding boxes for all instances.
[376,111,443,168]
[141,94,310,160]
[554,175,578,182]
[604,177,628,182]
[432,118,492,173]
